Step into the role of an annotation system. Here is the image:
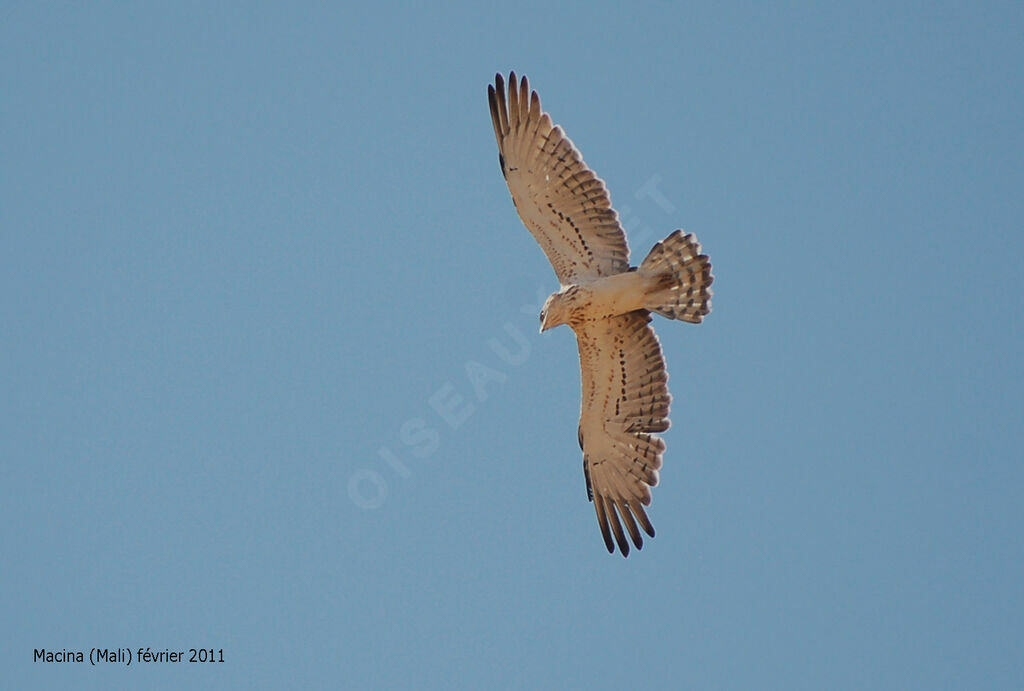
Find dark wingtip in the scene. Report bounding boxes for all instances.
[601,523,614,553]
[582,457,594,502]
[610,513,630,556]
[595,497,615,553]
[633,503,656,539]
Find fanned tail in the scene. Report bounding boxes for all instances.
[639,230,713,323]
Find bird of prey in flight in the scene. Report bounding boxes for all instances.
[487,72,713,557]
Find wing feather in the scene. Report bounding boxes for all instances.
[593,493,615,553]
[577,311,670,556]
[631,502,655,537]
[606,498,630,556]
[488,72,630,283]
[617,500,643,550]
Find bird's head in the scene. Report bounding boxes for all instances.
[539,292,564,333]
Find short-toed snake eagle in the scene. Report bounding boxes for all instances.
[488,72,713,556]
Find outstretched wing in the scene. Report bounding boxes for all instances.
[488,72,630,284]
[576,311,670,557]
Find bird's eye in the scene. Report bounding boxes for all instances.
[539,311,544,324]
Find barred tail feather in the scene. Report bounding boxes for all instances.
[639,230,713,323]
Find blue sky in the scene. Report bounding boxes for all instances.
[2,2,1022,689]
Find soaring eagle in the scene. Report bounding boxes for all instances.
[487,72,713,556]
